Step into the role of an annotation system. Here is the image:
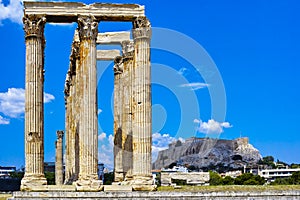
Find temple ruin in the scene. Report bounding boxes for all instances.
[21,1,155,191]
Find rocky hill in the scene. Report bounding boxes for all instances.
[153,137,261,170]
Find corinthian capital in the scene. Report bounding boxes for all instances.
[132,17,151,40]
[133,16,151,29]
[77,15,99,41]
[23,15,46,38]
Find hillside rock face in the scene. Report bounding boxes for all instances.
[153,137,261,170]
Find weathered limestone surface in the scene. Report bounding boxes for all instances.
[74,31,131,45]
[10,191,300,200]
[96,50,120,60]
[64,36,80,184]
[131,17,155,191]
[75,15,102,191]
[55,131,64,185]
[21,14,47,191]
[23,2,145,23]
[121,41,134,182]
[22,1,154,192]
[104,185,132,192]
[113,56,124,182]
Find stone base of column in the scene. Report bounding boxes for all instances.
[74,179,103,191]
[20,174,47,191]
[114,171,124,182]
[131,176,157,191]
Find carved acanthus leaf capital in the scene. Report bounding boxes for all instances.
[133,16,151,29]
[23,15,46,38]
[77,15,99,41]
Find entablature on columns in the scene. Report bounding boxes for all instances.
[23,1,145,23]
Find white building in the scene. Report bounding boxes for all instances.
[0,166,16,178]
[258,168,300,182]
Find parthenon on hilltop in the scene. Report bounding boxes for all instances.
[21,1,155,191]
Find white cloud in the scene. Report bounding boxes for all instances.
[98,109,102,115]
[0,115,9,125]
[0,88,55,119]
[48,22,76,27]
[180,82,209,90]
[44,93,55,103]
[152,133,185,162]
[98,132,106,141]
[0,0,23,25]
[98,134,114,170]
[194,119,232,134]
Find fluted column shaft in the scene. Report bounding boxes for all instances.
[64,39,80,184]
[55,131,64,185]
[131,17,153,188]
[113,57,124,182]
[21,15,47,190]
[76,15,102,191]
[121,41,134,181]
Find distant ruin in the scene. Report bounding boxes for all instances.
[21,1,155,191]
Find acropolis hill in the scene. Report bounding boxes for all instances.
[153,137,261,170]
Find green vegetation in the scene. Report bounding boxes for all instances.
[45,172,55,185]
[234,173,265,185]
[9,172,24,179]
[103,172,114,185]
[209,171,265,186]
[258,156,276,168]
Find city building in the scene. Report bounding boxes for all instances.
[0,166,16,178]
[258,168,300,182]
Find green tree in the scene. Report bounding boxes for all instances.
[103,172,114,185]
[290,163,300,169]
[234,173,265,185]
[222,176,234,185]
[290,171,300,184]
[270,178,291,185]
[258,156,275,168]
[9,172,24,179]
[209,171,222,186]
[45,172,55,185]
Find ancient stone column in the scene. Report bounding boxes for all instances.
[64,38,80,184]
[75,15,102,191]
[55,130,64,185]
[121,41,134,182]
[113,56,124,182]
[131,17,155,190]
[21,15,47,191]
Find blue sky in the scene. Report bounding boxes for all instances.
[0,0,299,169]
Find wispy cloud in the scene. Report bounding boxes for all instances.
[0,0,23,25]
[194,119,232,134]
[98,109,102,115]
[180,82,209,90]
[0,115,9,125]
[0,88,55,123]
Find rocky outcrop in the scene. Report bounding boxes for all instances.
[153,137,261,170]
